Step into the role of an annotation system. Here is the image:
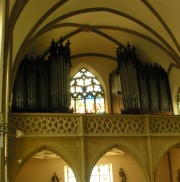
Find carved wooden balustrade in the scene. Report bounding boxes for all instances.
[6,113,180,137]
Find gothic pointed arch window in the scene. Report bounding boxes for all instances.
[70,68,105,113]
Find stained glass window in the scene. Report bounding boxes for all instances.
[70,68,105,113]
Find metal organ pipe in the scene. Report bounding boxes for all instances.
[111,43,172,114]
[12,37,71,113]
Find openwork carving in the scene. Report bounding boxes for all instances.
[9,114,79,135]
[150,117,180,133]
[84,115,145,134]
[9,114,180,136]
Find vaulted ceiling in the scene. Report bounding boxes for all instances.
[9,0,180,75]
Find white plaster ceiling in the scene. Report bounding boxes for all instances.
[31,148,125,160]
[9,0,180,75]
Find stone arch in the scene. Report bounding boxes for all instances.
[154,140,180,170]
[70,62,106,93]
[70,62,109,112]
[87,143,150,182]
[155,142,180,182]
[13,144,81,182]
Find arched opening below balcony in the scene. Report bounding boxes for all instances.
[88,147,146,182]
[15,149,78,182]
[156,145,180,182]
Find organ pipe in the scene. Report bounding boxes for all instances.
[12,37,71,113]
[110,43,172,114]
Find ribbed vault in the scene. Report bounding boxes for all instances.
[6,0,179,79]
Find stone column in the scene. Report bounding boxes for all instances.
[0,1,6,181]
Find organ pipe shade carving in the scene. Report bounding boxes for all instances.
[110,43,173,114]
[12,38,71,113]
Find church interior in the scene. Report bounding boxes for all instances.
[0,1,180,182]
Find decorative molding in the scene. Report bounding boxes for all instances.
[150,116,180,133]
[84,115,145,135]
[9,114,80,136]
[9,114,180,137]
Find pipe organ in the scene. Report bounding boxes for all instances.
[109,43,173,114]
[49,38,71,112]
[12,38,71,113]
[12,39,172,114]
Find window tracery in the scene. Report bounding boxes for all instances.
[70,68,105,113]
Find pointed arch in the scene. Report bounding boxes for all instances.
[70,65,106,113]
[13,145,80,182]
[87,144,149,182]
[70,62,106,92]
[155,143,180,182]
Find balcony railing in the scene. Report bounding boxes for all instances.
[6,113,180,137]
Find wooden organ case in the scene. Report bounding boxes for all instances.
[109,43,173,114]
[12,38,71,113]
